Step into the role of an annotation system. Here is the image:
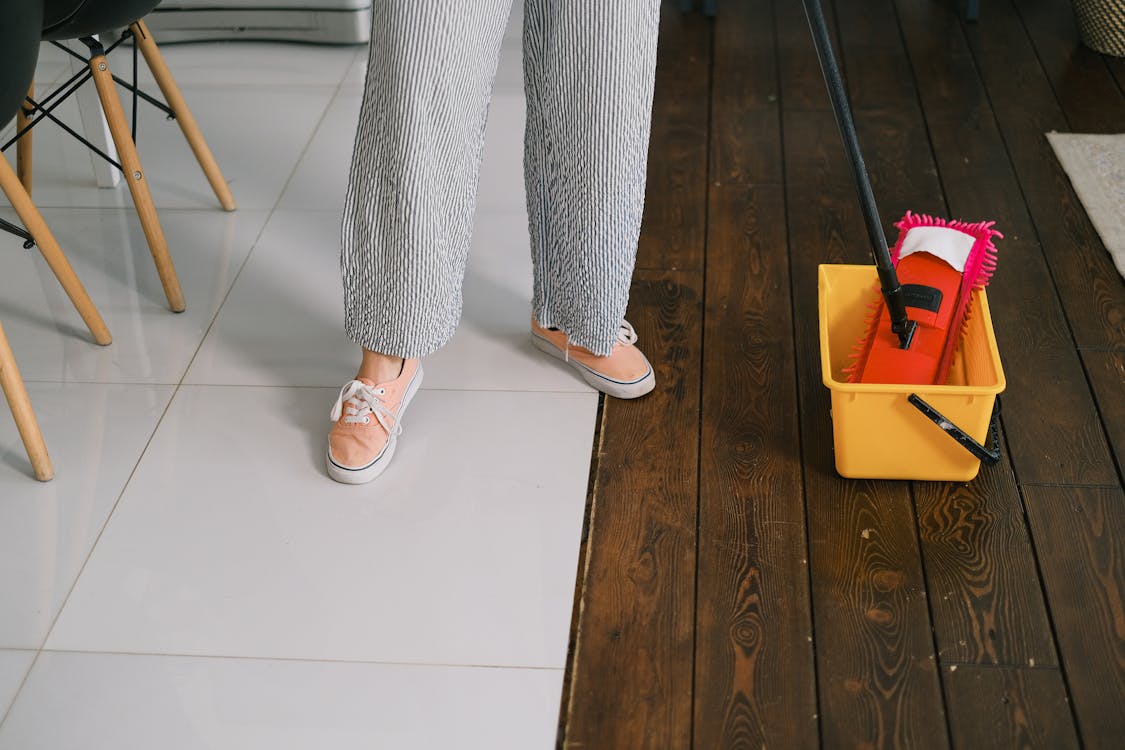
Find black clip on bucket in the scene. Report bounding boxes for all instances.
[908,395,1002,466]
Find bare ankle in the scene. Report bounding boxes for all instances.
[357,349,405,384]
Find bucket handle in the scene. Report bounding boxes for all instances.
[907,394,1002,467]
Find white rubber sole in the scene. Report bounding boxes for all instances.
[531,333,655,399]
[326,365,424,485]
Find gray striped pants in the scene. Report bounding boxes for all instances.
[340,0,661,358]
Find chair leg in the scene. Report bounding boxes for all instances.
[0,157,112,346]
[0,321,54,481]
[130,20,237,212]
[16,83,33,194]
[87,52,186,312]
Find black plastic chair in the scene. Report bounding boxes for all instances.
[18,0,238,313]
[0,0,112,481]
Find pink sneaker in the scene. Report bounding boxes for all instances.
[531,318,655,399]
[326,359,423,484]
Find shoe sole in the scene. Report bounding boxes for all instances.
[531,333,655,399]
[326,365,424,485]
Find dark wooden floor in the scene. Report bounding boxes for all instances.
[559,1,1125,748]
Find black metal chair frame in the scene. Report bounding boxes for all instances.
[0,29,171,247]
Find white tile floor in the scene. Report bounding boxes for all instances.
[1,15,598,749]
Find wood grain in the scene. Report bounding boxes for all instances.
[834,0,1058,672]
[562,271,702,750]
[959,0,1125,352]
[693,4,818,745]
[1022,486,1125,749]
[783,106,949,748]
[914,461,1057,666]
[942,665,1079,749]
[561,2,1125,746]
[1015,0,1125,133]
[775,0,843,112]
[894,0,1118,486]
[637,3,711,273]
[1082,351,1125,476]
[709,0,782,187]
[695,184,817,750]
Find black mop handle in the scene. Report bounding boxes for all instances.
[800,0,916,348]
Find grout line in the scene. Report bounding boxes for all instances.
[0,652,38,730]
[2,56,349,732]
[0,381,180,734]
[31,648,567,672]
[4,40,601,745]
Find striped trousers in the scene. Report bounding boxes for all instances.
[340,0,662,358]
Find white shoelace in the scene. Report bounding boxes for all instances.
[563,320,638,361]
[616,320,639,346]
[329,380,401,437]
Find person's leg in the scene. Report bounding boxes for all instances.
[330,0,512,484]
[342,0,513,370]
[522,0,661,358]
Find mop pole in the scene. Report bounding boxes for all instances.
[801,0,916,348]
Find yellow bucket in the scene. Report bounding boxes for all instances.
[818,264,1006,481]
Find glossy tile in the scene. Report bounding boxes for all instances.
[46,386,597,667]
[0,383,174,647]
[20,87,332,211]
[0,207,267,384]
[477,92,526,213]
[495,16,524,94]
[0,652,561,750]
[126,39,359,89]
[339,47,368,92]
[180,210,353,386]
[184,209,591,393]
[0,651,35,719]
[277,91,360,211]
[5,37,599,748]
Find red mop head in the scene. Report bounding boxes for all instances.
[846,212,1001,386]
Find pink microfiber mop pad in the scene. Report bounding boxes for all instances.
[846,212,1001,385]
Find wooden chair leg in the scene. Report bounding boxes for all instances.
[16,83,33,194]
[88,52,186,313]
[0,321,54,481]
[0,157,112,346]
[130,20,237,212]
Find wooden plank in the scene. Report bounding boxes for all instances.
[1015,0,1125,132]
[913,461,1058,666]
[1021,486,1125,749]
[941,665,1080,749]
[562,8,709,745]
[959,0,1125,352]
[561,271,702,750]
[710,0,782,187]
[783,104,949,748]
[694,184,818,749]
[1082,351,1125,475]
[775,0,843,112]
[833,0,1059,671]
[637,3,711,273]
[895,0,1118,486]
[693,2,817,743]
